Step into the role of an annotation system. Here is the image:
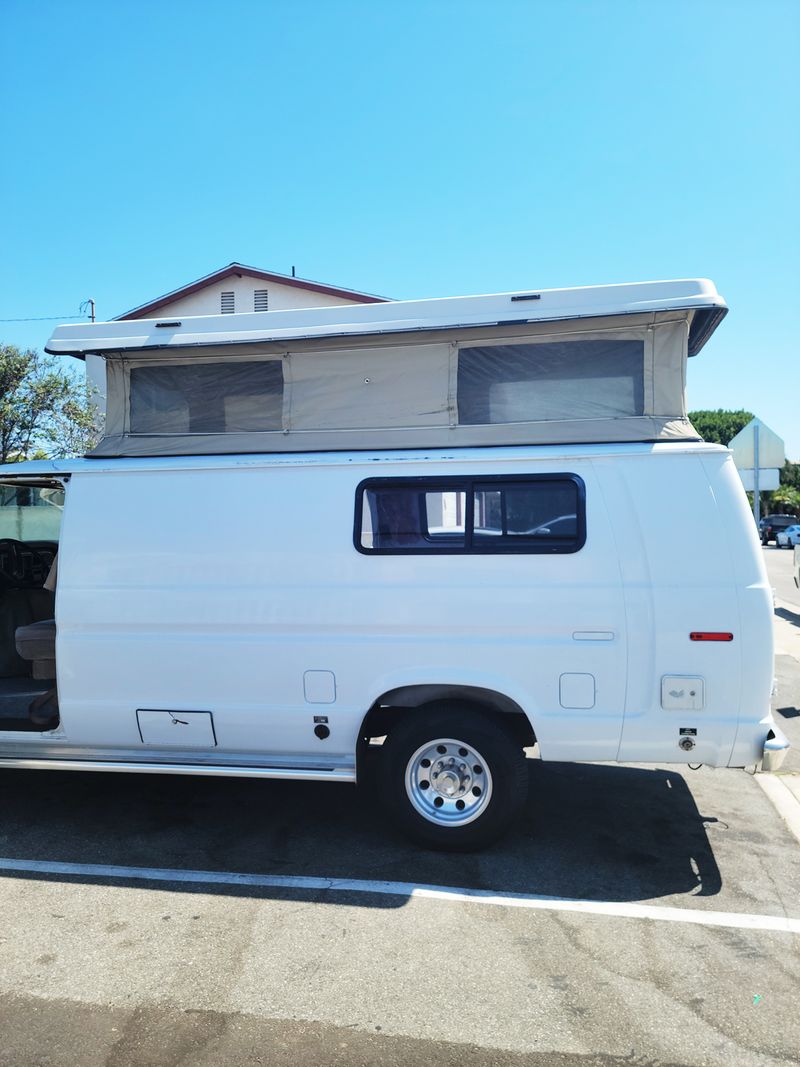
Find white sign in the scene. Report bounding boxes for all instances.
[728,418,785,470]
[738,468,780,491]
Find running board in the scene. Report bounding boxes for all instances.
[0,757,356,783]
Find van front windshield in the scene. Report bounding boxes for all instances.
[0,484,64,543]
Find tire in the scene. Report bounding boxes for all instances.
[377,706,529,851]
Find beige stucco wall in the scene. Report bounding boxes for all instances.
[143,276,365,318]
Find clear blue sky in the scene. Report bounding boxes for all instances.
[2,0,798,456]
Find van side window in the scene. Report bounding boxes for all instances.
[356,475,585,554]
[358,486,466,550]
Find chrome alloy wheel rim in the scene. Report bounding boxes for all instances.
[404,738,493,826]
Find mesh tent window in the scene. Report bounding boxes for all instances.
[457,339,645,424]
[129,362,284,434]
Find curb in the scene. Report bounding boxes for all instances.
[754,772,800,845]
[773,597,800,664]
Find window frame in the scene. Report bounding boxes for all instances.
[354,473,586,556]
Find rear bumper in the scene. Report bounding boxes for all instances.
[761,727,791,773]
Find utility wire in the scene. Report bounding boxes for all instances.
[0,314,91,323]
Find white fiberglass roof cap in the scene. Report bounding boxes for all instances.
[45,278,727,358]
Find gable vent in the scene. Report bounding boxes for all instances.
[254,289,269,312]
[220,291,235,314]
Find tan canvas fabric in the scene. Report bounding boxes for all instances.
[89,417,700,458]
[90,314,692,457]
[652,318,689,417]
[287,344,452,430]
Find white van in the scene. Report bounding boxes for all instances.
[0,279,788,848]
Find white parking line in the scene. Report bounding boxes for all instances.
[0,856,799,934]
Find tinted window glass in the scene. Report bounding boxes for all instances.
[474,482,578,545]
[359,486,466,550]
[357,476,584,554]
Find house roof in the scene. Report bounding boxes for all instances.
[113,262,389,320]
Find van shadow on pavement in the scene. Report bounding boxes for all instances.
[0,760,721,907]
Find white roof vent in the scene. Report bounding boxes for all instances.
[254,289,269,312]
[220,291,235,314]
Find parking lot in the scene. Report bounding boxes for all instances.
[0,548,798,1067]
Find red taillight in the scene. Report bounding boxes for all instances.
[690,632,734,642]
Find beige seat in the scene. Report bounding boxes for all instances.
[15,618,56,681]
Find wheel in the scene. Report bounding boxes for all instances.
[377,706,529,850]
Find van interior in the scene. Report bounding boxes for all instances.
[0,483,63,732]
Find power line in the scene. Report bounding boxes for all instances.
[0,314,92,323]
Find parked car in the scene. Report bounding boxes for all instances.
[776,524,800,548]
[759,514,796,545]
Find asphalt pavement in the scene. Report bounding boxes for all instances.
[0,549,798,1067]
[764,540,800,612]
[765,544,800,772]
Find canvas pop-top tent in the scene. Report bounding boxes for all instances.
[45,278,727,458]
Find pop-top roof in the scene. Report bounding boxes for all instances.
[46,278,727,359]
[42,278,727,459]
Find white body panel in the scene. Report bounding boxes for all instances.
[0,441,777,775]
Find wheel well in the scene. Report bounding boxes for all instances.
[359,685,536,750]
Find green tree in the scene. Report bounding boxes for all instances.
[688,409,755,446]
[770,485,800,516]
[0,343,98,463]
[690,409,798,514]
[778,460,800,491]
